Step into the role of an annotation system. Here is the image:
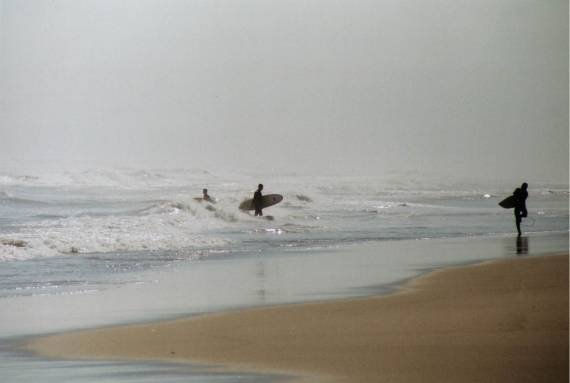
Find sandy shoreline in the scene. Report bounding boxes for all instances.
[26,253,569,382]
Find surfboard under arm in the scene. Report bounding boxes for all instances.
[239,194,283,210]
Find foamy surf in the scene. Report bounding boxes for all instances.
[0,168,567,264]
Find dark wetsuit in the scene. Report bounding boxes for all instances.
[513,188,528,235]
[253,190,263,216]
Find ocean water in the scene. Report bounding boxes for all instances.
[1,168,566,263]
[0,168,567,382]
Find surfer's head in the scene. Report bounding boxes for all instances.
[521,183,528,190]
[258,184,263,191]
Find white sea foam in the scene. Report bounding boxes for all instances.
[0,198,237,261]
[0,169,567,262]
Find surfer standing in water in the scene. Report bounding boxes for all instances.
[513,183,528,236]
[253,184,263,216]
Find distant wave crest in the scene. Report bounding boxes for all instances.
[0,168,214,188]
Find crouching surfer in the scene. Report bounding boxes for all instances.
[202,188,213,202]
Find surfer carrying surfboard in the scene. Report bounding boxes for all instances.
[513,183,528,236]
[253,184,264,216]
[238,187,282,213]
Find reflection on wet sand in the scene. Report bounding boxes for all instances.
[517,236,529,255]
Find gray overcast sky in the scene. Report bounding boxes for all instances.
[0,0,567,182]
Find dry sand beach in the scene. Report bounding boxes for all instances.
[26,253,569,383]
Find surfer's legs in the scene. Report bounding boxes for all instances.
[255,207,263,216]
[515,211,522,236]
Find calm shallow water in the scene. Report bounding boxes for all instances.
[1,344,286,383]
[2,232,568,383]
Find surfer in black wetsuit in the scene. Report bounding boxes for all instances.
[513,182,528,236]
[253,184,263,216]
[202,188,212,202]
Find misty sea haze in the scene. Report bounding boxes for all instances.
[0,0,567,380]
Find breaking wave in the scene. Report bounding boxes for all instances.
[0,169,567,262]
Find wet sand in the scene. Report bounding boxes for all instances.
[26,253,569,382]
